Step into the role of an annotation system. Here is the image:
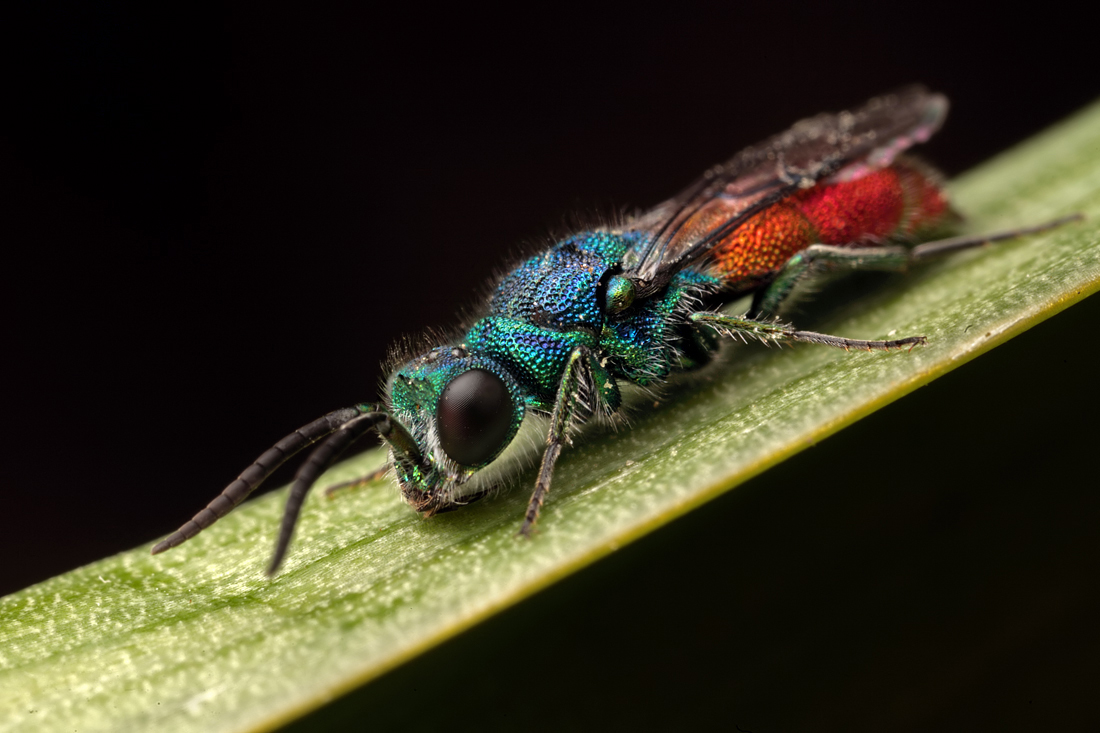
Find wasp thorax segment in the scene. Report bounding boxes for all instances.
[437,368,515,466]
[603,274,635,314]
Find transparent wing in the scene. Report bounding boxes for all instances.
[623,86,948,294]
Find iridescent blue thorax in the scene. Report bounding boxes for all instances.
[467,231,718,410]
[386,230,719,501]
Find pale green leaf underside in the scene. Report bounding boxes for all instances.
[4,100,1100,733]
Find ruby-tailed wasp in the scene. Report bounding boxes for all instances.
[152,86,1079,574]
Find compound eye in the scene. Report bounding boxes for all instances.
[437,368,514,466]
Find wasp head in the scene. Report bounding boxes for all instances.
[384,345,526,514]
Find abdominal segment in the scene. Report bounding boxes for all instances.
[694,160,954,290]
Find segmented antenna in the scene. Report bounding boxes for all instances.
[150,406,366,556]
[267,411,391,575]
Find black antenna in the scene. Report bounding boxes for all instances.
[267,411,394,575]
[151,406,367,555]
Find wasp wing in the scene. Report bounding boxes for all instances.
[623,86,948,294]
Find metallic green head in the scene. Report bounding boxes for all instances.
[385,344,526,512]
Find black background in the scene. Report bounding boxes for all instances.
[4,2,1100,729]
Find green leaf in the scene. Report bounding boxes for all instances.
[4,99,1100,733]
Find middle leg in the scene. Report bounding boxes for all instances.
[690,312,925,351]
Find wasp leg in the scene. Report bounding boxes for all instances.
[907,213,1082,260]
[690,312,925,351]
[753,214,1083,317]
[151,404,378,556]
[518,346,605,538]
[420,488,493,516]
[753,244,911,317]
[324,464,391,498]
[402,484,493,516]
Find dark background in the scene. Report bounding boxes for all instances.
[4,2,1099,729]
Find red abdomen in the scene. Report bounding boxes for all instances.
[703,159,953,289]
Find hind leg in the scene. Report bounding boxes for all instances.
[753,215,1082,317]
[752,244,911,317]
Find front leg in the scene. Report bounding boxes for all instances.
[324,463,391,498]
[411,487,493,516]
[518,346,610,537]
